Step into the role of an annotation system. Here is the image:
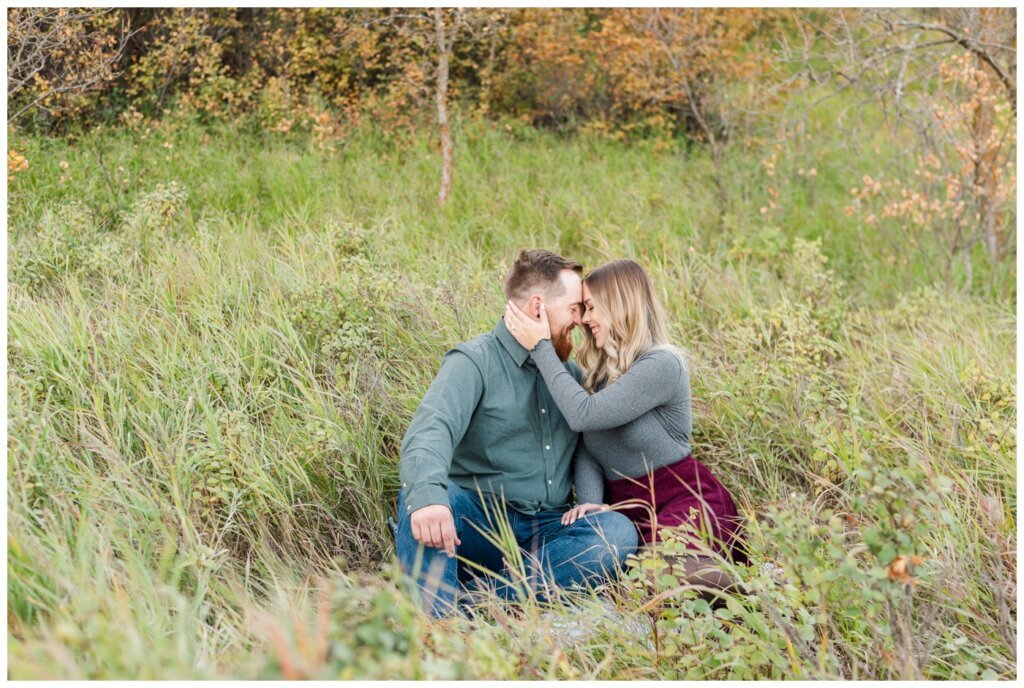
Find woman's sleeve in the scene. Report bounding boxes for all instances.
[530,339,682,432]
[573,440,604,504]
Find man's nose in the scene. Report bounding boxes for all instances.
[573,310,584,326]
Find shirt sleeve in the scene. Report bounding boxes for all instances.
[398,349,484,513]
[572,440,605,504]
[530,339,682,432]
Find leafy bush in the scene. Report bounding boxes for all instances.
[10,202,135,293]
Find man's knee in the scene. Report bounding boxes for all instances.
[585,510,639,566]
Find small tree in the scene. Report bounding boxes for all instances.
[778,8,1016,286]
[433,8,454,203]
[367,8,503,204]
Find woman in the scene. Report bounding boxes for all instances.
[504,258,749,593]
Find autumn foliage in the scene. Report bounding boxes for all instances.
[9,8,774,139]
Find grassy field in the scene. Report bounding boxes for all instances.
[6,115,1016,679]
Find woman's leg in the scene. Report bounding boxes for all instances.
[678,553,742,597]
[647,457,750,573]
[638,548,743,608]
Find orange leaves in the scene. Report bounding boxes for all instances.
[8,150,29,175]
[487,8,772,137]
[886,554,925,584]
[10,151,28,172]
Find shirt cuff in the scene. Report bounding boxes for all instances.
[404,483,450,515]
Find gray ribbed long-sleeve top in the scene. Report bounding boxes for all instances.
[529,338,692,504]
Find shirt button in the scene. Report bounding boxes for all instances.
[545,445,551,450]
[541,408,546,414]
[548,480,552,484]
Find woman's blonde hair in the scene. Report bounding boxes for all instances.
[577,259,683,392]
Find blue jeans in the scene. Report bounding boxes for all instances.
[395,482,638,617]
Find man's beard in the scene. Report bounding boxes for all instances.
[552,326,574,362]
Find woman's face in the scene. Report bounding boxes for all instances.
[581,282,608,349]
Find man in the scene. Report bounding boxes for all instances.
[396,249,638,616]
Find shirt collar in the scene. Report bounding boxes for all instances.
[493,318,532,367]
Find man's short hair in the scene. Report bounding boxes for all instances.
[504,249,583,301]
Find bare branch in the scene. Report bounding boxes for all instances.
[891,18,1016,110]
[8,8,138,124]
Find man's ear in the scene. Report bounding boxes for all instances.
[526,294,542,319]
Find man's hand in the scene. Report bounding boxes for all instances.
[410,504,461,557]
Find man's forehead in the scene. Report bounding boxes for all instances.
[558,269,583,295]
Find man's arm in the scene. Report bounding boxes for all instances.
[398,348,484,554]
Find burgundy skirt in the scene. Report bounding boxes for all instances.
[606,455,749,565]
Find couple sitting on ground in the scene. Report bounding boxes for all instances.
[395,249,749,616]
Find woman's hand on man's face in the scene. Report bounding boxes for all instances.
[503,299,551,350]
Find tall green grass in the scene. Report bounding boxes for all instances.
[7,116,1015,678]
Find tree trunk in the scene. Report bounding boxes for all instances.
[434,8,453,204]
[972,55,1002,261]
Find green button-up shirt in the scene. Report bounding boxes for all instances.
[399,319,582,515]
